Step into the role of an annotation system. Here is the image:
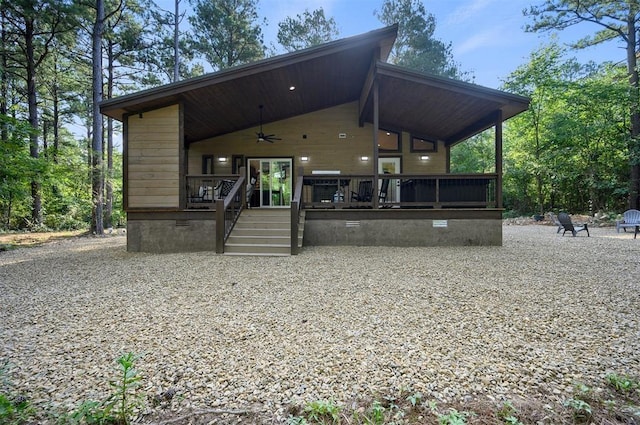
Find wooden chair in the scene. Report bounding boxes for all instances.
[351,180,373,203]
[558,212,589,237]
[378,172,391,206]
[215,179,235,199]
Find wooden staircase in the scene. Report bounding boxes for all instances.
[223,209,305,256]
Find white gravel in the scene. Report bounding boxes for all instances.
[1,225,639,423]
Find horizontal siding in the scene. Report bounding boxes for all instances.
[127,105,180,208]
[188,102,448,175]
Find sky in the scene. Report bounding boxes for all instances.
[161,0,624,89]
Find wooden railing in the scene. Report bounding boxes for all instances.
[290,169,305,255]
[186,174,241,209]
[302,173,498,209]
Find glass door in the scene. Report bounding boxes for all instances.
[251,158,292,208]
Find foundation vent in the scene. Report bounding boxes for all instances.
[345,220,361,228]
[175,219,190,227]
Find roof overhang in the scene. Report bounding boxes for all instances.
[100,25,529,146]
[359,62,530,146]
[101,25,398,143]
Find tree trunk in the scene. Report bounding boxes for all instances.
[92,0,105,235]
[627,12,640,209]
[25,17,42,227]
[173,0,179,82]
[104,36,114,230]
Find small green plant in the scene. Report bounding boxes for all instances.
[429,402,474,425]
[0,364,36,425]
[607,373,639,393]
[66,352,144,425]
[406,392,423,408]
[106,352,144,424]
[364,400,385,425]
[496,401,523,425]
[287,415,308,425]
[303,399,341,424]
[564,398,592,423]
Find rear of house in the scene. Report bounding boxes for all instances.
[101,25,529,254]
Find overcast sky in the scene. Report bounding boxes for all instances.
[160,0,624,88]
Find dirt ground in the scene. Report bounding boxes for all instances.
[0,229,87,248]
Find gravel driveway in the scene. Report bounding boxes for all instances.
[1,225,639,423]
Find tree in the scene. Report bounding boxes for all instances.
[503,43,578,216]
[375,0,465,79]
[188,0,264,70]
[277,8,339,52]
[525,0,640,209]
[1,0,74,227]
[92,0,106,235]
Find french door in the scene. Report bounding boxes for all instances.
[247,158,292,208]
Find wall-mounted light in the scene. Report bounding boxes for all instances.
[300,156,309,162]
[289,85,296,91]
[218,156,228,163]
[360,156,369,161]
[420,155,430,160]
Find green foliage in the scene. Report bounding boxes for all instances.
[277,8,339,52]
[502,44,630,215]
[375,0,466,80]
[303,399,341,424]
[496,401,523,425]
[0,364,36,425]
[66,352,144,425]
[606,373,639,394]
[437,408,473,425]
[406,391,423,407]
[564,398,592,422]
[188,0,265,70]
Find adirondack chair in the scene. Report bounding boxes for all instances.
[558,212,589,237]
[549,212,563,234]
[616,209,640,239]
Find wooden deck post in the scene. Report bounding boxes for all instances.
[372,77,379,208]
[495,109,503,209]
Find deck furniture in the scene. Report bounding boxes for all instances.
[351,180,373,202]
[558,212,589,237]
[215,180,235,199]
[378,173,391,206]
[549,213,563,234]
[616,209,640,239]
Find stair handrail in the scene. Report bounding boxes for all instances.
[215,172,246,254]
[290,167,304,255]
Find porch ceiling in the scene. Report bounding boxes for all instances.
[101,26,397,144]
[363,63,530,146]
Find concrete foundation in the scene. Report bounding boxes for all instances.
[127,218,216,253]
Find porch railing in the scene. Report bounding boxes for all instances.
[290,171,304,255]
[186,174,241,209]
[302,173,498,209]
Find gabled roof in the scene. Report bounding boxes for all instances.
[100,25,529,145]
[101,25,398,143]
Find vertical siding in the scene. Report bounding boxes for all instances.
[127,105,180,208]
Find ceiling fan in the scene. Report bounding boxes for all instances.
[256,104,281,143]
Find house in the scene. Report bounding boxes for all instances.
[100,25,529,254]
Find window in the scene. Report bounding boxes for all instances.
[202,155,214,174]
[411,136,438,152]
[377,129,400,152]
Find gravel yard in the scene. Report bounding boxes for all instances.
[1,225,639,423]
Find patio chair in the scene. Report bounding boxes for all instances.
[351,180,373,203]
[549,212,563,234]
[215,179,235,199]
[616,209,640,235]
[378,172,391,206]
[558,212,589,237]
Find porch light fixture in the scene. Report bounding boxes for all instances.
[420,155,430,160]
[218,156,228,162]
[300,156,309,162]
[360,156,369,161]
[289,85,296,91]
